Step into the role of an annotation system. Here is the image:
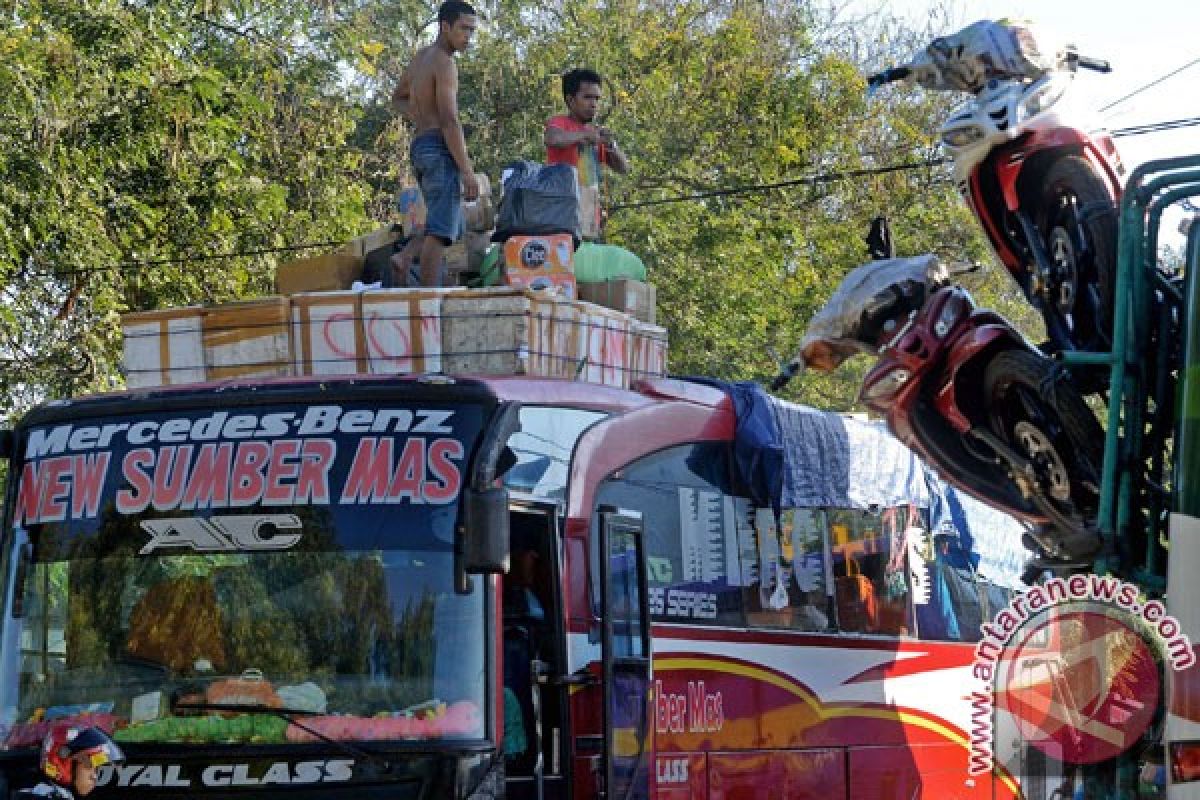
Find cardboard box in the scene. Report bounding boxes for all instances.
[502,233,575,296]
[504,271,577,299]
[350,225,403,259]
[203,297,292,380]
[360,288,457,374]
[291,292,366,375]
[121,307,206,388]
[275,248,362,295]
[503,234,574,272]
[578,279,656,325]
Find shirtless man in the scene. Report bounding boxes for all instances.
[392,1,481,287]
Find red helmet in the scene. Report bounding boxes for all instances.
[40,725,124,786]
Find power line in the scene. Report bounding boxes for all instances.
[22,157,949,277]
[25,240,347,279]
[608,157,949,212]
[13,120,1195,280]
[1110,116,1200,139]
[1099,56,1200,114]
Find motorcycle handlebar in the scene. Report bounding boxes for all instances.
[1070,53,1111,73]
[867,66,911,89]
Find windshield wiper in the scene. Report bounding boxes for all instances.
[171,702,392,771]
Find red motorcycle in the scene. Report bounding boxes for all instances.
[868,20,1123,355]
[773,253,1104,564]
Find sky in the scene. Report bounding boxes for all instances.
[842,0,1200,242]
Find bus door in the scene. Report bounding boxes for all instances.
[599,507,652,800]
[505,503,570,800]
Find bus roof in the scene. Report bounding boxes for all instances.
[15,374,734,429]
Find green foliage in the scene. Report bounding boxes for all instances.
[0,0,1032,419]
[0,0,376,416]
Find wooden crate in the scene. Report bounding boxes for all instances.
[576,303,632,388]
[203,297,292,380]
[629,320,669,381]
[442,288,538,376]
[291,292,366,375]
[121,307,206,388]
[441,288,590,379]
[361,288,460,375]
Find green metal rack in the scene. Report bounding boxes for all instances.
[1061,155,1200,589]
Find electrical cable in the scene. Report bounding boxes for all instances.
[1099,56,1200,114]
[18,157,950,278]
[608,157,949,212]
[23,240,348,280]
[1110,116,1200,138]
[15,111,1199,279]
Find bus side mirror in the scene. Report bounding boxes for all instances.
[462,486,510,575]
[0,430,11,462]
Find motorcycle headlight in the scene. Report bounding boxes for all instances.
[860,366,912,405]
[933,292,969,338]
[942,124,986,149]
[1018,79,1068,122]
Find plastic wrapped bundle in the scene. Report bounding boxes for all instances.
[919,19,1059,92]
[493,161,581,243]
[795,254,945,373]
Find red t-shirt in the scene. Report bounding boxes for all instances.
[545,115,609,187]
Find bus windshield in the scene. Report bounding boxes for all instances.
[0,398,489,750]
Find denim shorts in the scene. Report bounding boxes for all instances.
[409,131,464,244]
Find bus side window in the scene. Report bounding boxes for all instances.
[594,443,743,628]
[740,508,830,632]
[827,508,912,636]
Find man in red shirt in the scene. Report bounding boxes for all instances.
[544,68,629,187]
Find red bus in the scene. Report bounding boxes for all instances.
[0,372,1055,799]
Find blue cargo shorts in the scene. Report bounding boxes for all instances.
[409,131,464,245]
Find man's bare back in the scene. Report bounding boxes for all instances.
[396,45,455,135]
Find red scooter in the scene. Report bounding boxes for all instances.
[773,252,1104,563]
[868,20,1123,355]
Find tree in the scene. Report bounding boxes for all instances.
[0,0,1029,419]
[0,0,379,418]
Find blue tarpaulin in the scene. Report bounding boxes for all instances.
[697,380,1028,590]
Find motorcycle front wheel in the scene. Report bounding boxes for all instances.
[984,349,1104,522]
[1038,154,1118,352]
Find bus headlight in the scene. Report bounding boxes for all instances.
[934,292,969,338]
